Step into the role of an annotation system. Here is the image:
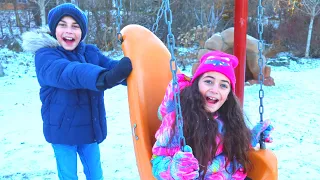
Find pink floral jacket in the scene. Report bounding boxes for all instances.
[151,74,246,180]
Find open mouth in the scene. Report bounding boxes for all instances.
[206,96,219,104]
[63,37,75,43]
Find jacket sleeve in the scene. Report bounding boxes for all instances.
[151,74,191,179]
[35,49,105,91]
[97,51,129,86]
[97,50,120,70]
[157,74,192,121]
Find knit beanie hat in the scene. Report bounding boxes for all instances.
[48,3,88,41]
[191,51,239,92]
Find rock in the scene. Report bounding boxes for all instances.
[196,27,275,86]
[267,57,290,66]
[246,76,275,86]
[7,38,23,52]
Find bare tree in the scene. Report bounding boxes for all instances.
[294,0,320,57]
[0,20,3,37]
[70,0,78,5]
[11,0,24,34]
[0,63,4,77]
[30,0,52,27]
[194,1,224,33]
[8,19,14,36]
[186,0,234,34]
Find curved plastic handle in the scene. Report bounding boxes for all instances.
[132,123,139,140]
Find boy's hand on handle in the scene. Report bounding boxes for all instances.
[170,145,199,180]
[104,57,132,88]
[251,119,274,147]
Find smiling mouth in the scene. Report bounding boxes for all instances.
[63,37,75,42]
[206,96,219,104]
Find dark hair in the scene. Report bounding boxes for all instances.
[168,76,252,179]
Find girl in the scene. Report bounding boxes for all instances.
[22,3,132,180]
[151,51,273,179]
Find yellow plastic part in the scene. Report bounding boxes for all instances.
[121,24,278,180]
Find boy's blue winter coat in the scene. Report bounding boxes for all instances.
[35,41,119,144]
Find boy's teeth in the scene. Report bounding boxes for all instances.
[65,37,73,40]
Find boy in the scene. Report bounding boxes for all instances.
[22,3,131,179]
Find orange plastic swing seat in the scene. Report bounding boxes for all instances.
[121,24,278,180]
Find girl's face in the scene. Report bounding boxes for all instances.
[198,71,231,113]
[55,16,82,51]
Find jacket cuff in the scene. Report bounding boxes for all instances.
[96,71,108,90]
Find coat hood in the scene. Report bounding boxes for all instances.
[22,26,60,53]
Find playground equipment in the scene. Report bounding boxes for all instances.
[117,0,278,179]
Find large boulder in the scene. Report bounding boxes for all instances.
[194,27,275,86]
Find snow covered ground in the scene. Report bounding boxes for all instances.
[0,48,319,179]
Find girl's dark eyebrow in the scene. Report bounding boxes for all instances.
[221,80,230,84]
[204,75,230,84]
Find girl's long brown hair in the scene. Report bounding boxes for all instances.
[168,76,252,179]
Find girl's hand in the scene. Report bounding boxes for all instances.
[170,145,200,180]
[251,119,274,147]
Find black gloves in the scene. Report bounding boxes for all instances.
[96,57,132,90]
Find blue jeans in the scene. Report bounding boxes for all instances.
[51,143,103,180]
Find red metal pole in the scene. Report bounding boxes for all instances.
[234,0,248,107]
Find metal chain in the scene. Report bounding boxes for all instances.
[115,0,123,43]
[152,0,166,33]
[164,0,186,151]
[257,0,266,149]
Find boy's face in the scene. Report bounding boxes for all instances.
[55,16,82,51]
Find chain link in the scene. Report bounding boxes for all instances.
[115,0,122,43]
[257,0,266,149]
[152,0,166,33]
[164,0,186,151]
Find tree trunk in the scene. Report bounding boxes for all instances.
[0,21,3,37]
[27,10,31,30]
[12,0,23,35]
[305,15,315,58]
[29,1,41,26]
[91,8,104,49]
[38,0,47,27]
[104,0,115,50]
[0,62,4,77]
[8,19,14,36]
[71,0,78,6]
